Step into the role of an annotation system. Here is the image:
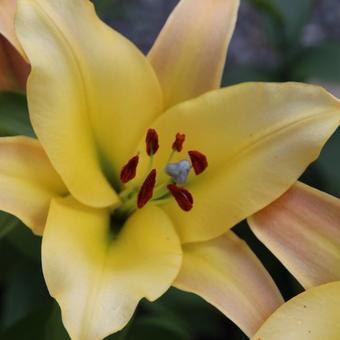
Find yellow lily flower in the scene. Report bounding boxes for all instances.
[252,281,340,339]
[1,0,340,339]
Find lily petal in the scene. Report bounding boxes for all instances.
[0,0,30,91]
[42,197,182,340]
[15,0,162,207]
[0,0,26,56]
[248,182,340,288]
[148,0,239,109]
[252,281,340,340]
[144,82,340,243]
[0,36,29,91]
[174,231,283,337]
[0,136,66,235]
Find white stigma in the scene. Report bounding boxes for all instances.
[165,160,191,185]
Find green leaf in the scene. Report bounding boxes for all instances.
[0,92,34,137]
[0,212,20,239]
[123,316,188,340]
[247,0,283,23]
[105,291,193,340]
[248,0,313,45]
[144,288,236,338]
[6,223,41,262]
[44,304,70,340]
[223,64,278,86]
[105,312,189,340]
[0,307,50,340]
[289,43,340,83]
[0,240,22,281]
[272,0,312,43]
[104,318,134,340]
[305,129,340,198]
[92,0,123,20]
[0,259,50,331]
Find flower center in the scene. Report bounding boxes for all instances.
[115,129,208,218]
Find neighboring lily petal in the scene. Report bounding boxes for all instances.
[15,0,162,207]
[148,0,240,109]
[248,182,340,288]
[0,0,30,91]
[174,231,283,337]
[42,197,182,340]
[252,281,340,340]
[144,82,340,243]
[0,136,67,235]
[0,36,30,91]
[0,0,26,56]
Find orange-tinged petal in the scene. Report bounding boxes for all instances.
[0,0,26,56]
[148,0,239,109]
[252,281,340,340]
[0,0,30,91]
[0,136,67,235]
[42,197,182,340]
[140,82,340,243]
[15,0,162,207]
[248,182,340,288]
[174,231,283,337]
[0,36,29,91]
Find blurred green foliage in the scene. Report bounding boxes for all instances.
[0,0,339,339]
[290,43,340,82]
[0,93,34,137]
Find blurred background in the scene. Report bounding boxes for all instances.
[0,0,339,339]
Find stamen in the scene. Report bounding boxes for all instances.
[146,128,159,156]
[120,155,139,183]
[165,160,191,185]
[188,150,208,175]
[167,184,193,211]
[137,169,157,208]
[172,133,186,152]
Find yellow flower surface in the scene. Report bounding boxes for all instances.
[0,0,339,339]
[252,281,340,340]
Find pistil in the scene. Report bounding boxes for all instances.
[117,129,208,215]
[165,159,191,185]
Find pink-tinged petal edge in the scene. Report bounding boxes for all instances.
[248,181,340,289]
[174,231,283,337]
[0,0,29,91]
[0,36,29,91]
[148,0,240,109]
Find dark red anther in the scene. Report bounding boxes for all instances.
[137,169,157,208]
[146,128,159,156]
[188,150,208,175]
[172,133,186,152]
[167,184,193,212]
[120,155,139,183]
